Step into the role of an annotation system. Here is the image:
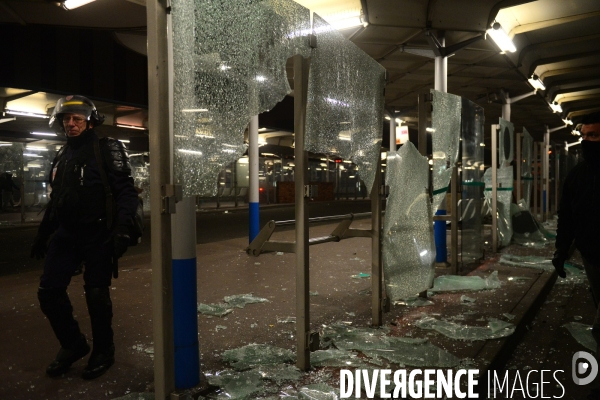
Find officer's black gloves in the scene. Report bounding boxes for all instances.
[111,225,130,259]
[552,250,567,278]
[31,235,49,260]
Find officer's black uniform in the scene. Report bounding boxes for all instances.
[31,96,139,379]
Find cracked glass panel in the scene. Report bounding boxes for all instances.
[298,384,340,400]
[415,315,515,340]
[511,200,551,247]
[499,118,514,165]
[430,271,500,292]
[171,0,311,196]
[499,254,553,270]
[483,165,513,247]
[305,13,386,195]
[460,97,485,264]
[431,90,461,212]
[383,143,435,301]
[521,128,533,208]
[129,153,150,211]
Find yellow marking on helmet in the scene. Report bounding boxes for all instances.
[62,101,85,106]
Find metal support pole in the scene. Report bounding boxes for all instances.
[491,125,498,253]
[20,149,25,223]
[516,133,522,202]
[389,117,396,151]
[450,166,458,273]
[544,131,550,221]
[554,144,560,215]
[502,102,511,122]
[533,142,539,221]
[147,0,175,397]
[434,32,447,93]
[371,158,383,326]
[249,115,260,242]
[171,197,199,389]
[293,54,310,371]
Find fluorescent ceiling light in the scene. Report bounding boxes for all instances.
[426,127,435,132]
[182,109,208,112]
[258,127,268,132]
[527,74,545,91]
[572,130,580,136]
[120,139,130,143]
[23,153,42,157]
[0,143,11,147]
[256,75,267,82]
[549,102,562,113]
[0,117,16,124]
[116,124,147,130]
[395,118,404,124]
[62,0,96,10]
[487,22,516,53]
[26,146,48,151]
[384,116,391,120]
[31,132,57,136]
[6,110,49,119]
[563,119,573,126]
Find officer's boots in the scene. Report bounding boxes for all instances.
[38,287,90,377]
[82,286,115,379]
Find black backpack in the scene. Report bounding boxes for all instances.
[93,138,144,246]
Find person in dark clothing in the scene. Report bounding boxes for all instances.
[30,95,139,379]
[553,111,600,348]
[0,171,19,210]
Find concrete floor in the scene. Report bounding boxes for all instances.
[0,211,597,399]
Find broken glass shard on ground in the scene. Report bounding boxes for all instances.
[394,297,434,307]
[431,89,461,212]
[511,201,552,247]
[305,13,386,195]
[277,316,296,324]
[430,271,500,292]
[499,254,553,270]
[208,369,264,399]
[321,323,460,368]
[171,0,310,196]
[309,349,371,369]
[415,315,515,340]
[383,144,435,301]
[557,263,587,285]
[222,344,295,370]
[198,303,234,317]
[298,383,340,400]
[224,293,269,308]
[351,272,370,279]
[563,322,596,352]
[255,364,303,384]
[112,394,156,400]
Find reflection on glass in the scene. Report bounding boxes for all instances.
[484,165,513,247]
[431,90,461,212]
[521,128,533,208]
[460,98,485,264]
[383,143,435,301]
[305,13,386,194]
[171,0,311,196]
[130,152,150,211]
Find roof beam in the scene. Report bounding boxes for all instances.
[546,79,600,101]
[528,51,600,77]
[540,63,600,80]
[518,33,600,68]
[509,10,600,37]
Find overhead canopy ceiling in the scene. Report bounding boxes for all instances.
[1,0,599,147]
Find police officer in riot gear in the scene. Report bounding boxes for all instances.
[31,95,139,379]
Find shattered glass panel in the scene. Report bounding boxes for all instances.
[171,0,311,196]
[521,128,533,207]
[394,297,434,307]
[222,344,295,370]
[197,303,234,317]
[223,293,269,308]
[383,143,435,301]
[430,271,500,292]
[415,315,515,340]
[483,165,513,247]
[431,90,461,212]
[305,13,386,195]
[511,201,551,247]
[298,383,340,400]
[208,369,264,399]
[254,364,303,384]
[321,323,460,368]
[309,349,370,369]
[460,97,485,263]
[130,153,150,211]
[498,254,553,270]
[563,322,596,351]
[499,118,514,165]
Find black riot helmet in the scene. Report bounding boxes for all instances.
[49,95,105,135]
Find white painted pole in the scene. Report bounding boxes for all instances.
[249,115,260,242]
